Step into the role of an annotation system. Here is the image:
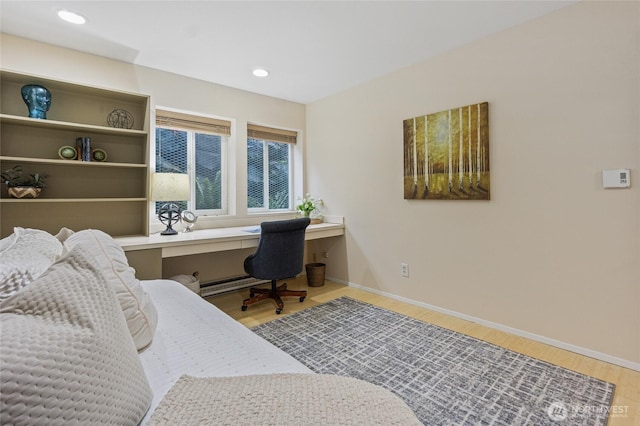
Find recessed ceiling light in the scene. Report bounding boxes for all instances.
[252,68,270,78]
[57,10,87,25]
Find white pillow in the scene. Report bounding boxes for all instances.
[0,227,63,302]
[0,246,153,425]
[64,229,158,351]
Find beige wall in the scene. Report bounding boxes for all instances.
[307,1,639,365]
[0,34,305,132]
[0,33,307,281]
[1,1,638,366]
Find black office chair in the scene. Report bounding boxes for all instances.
[241,217,310,314]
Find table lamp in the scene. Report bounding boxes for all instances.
[150,172,190,236]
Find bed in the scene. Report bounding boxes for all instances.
[0,227,420,425]
[137,279,312,424]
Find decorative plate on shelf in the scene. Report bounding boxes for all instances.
[107,109,134,129]
[58,145,77,160]
[92,149,108,162]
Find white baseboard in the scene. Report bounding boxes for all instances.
[327,276,640,372]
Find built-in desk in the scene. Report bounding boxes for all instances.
[115,222,345,279]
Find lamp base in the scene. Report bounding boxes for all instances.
[160,226,178,236]
[157,203,181,236]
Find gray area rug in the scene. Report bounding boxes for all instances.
[252,297,615,425]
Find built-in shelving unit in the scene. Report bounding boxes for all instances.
[0,70,151,237]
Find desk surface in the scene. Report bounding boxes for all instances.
[115,222,345,256]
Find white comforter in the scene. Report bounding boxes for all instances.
[138,280,312,424]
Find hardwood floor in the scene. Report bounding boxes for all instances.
[207,277,639,425]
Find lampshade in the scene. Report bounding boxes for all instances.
[149,173,190,201]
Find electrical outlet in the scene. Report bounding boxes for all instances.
[400,263,409,277]
[322,251,329,258]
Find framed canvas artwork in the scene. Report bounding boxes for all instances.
[403,102,489,200]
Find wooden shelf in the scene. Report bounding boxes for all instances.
[0,197,147,203]
[0,70,146,102]
[0,156,147,168]
[1,69,150,237]
[0,114,147,137]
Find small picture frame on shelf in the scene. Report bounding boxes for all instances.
[92,149,107,162]
[58,145,77,160]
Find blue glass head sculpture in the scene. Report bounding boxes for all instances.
[21,84,52,119]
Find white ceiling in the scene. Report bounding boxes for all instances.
[1,1,575,104]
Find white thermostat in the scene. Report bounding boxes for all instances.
[602,169,631,188]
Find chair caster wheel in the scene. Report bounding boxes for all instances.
[276,308,282,314]
[299,297,305,302]
[249,292,255,298]
[241,305,247,311]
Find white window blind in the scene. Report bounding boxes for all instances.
[156,109,231,136]
[247,124,297,144]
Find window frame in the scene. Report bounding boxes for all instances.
[190,129,227,215]
[247,138,294,214]
[152,108,231,220]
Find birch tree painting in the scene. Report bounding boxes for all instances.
[403,102,489,200]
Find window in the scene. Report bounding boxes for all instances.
[247,124,297,212]
[155,109,230,214]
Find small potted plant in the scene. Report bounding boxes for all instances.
[1,165,47,198]
[296,193,323,224]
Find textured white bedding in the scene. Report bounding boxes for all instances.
[138,280,312,424]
